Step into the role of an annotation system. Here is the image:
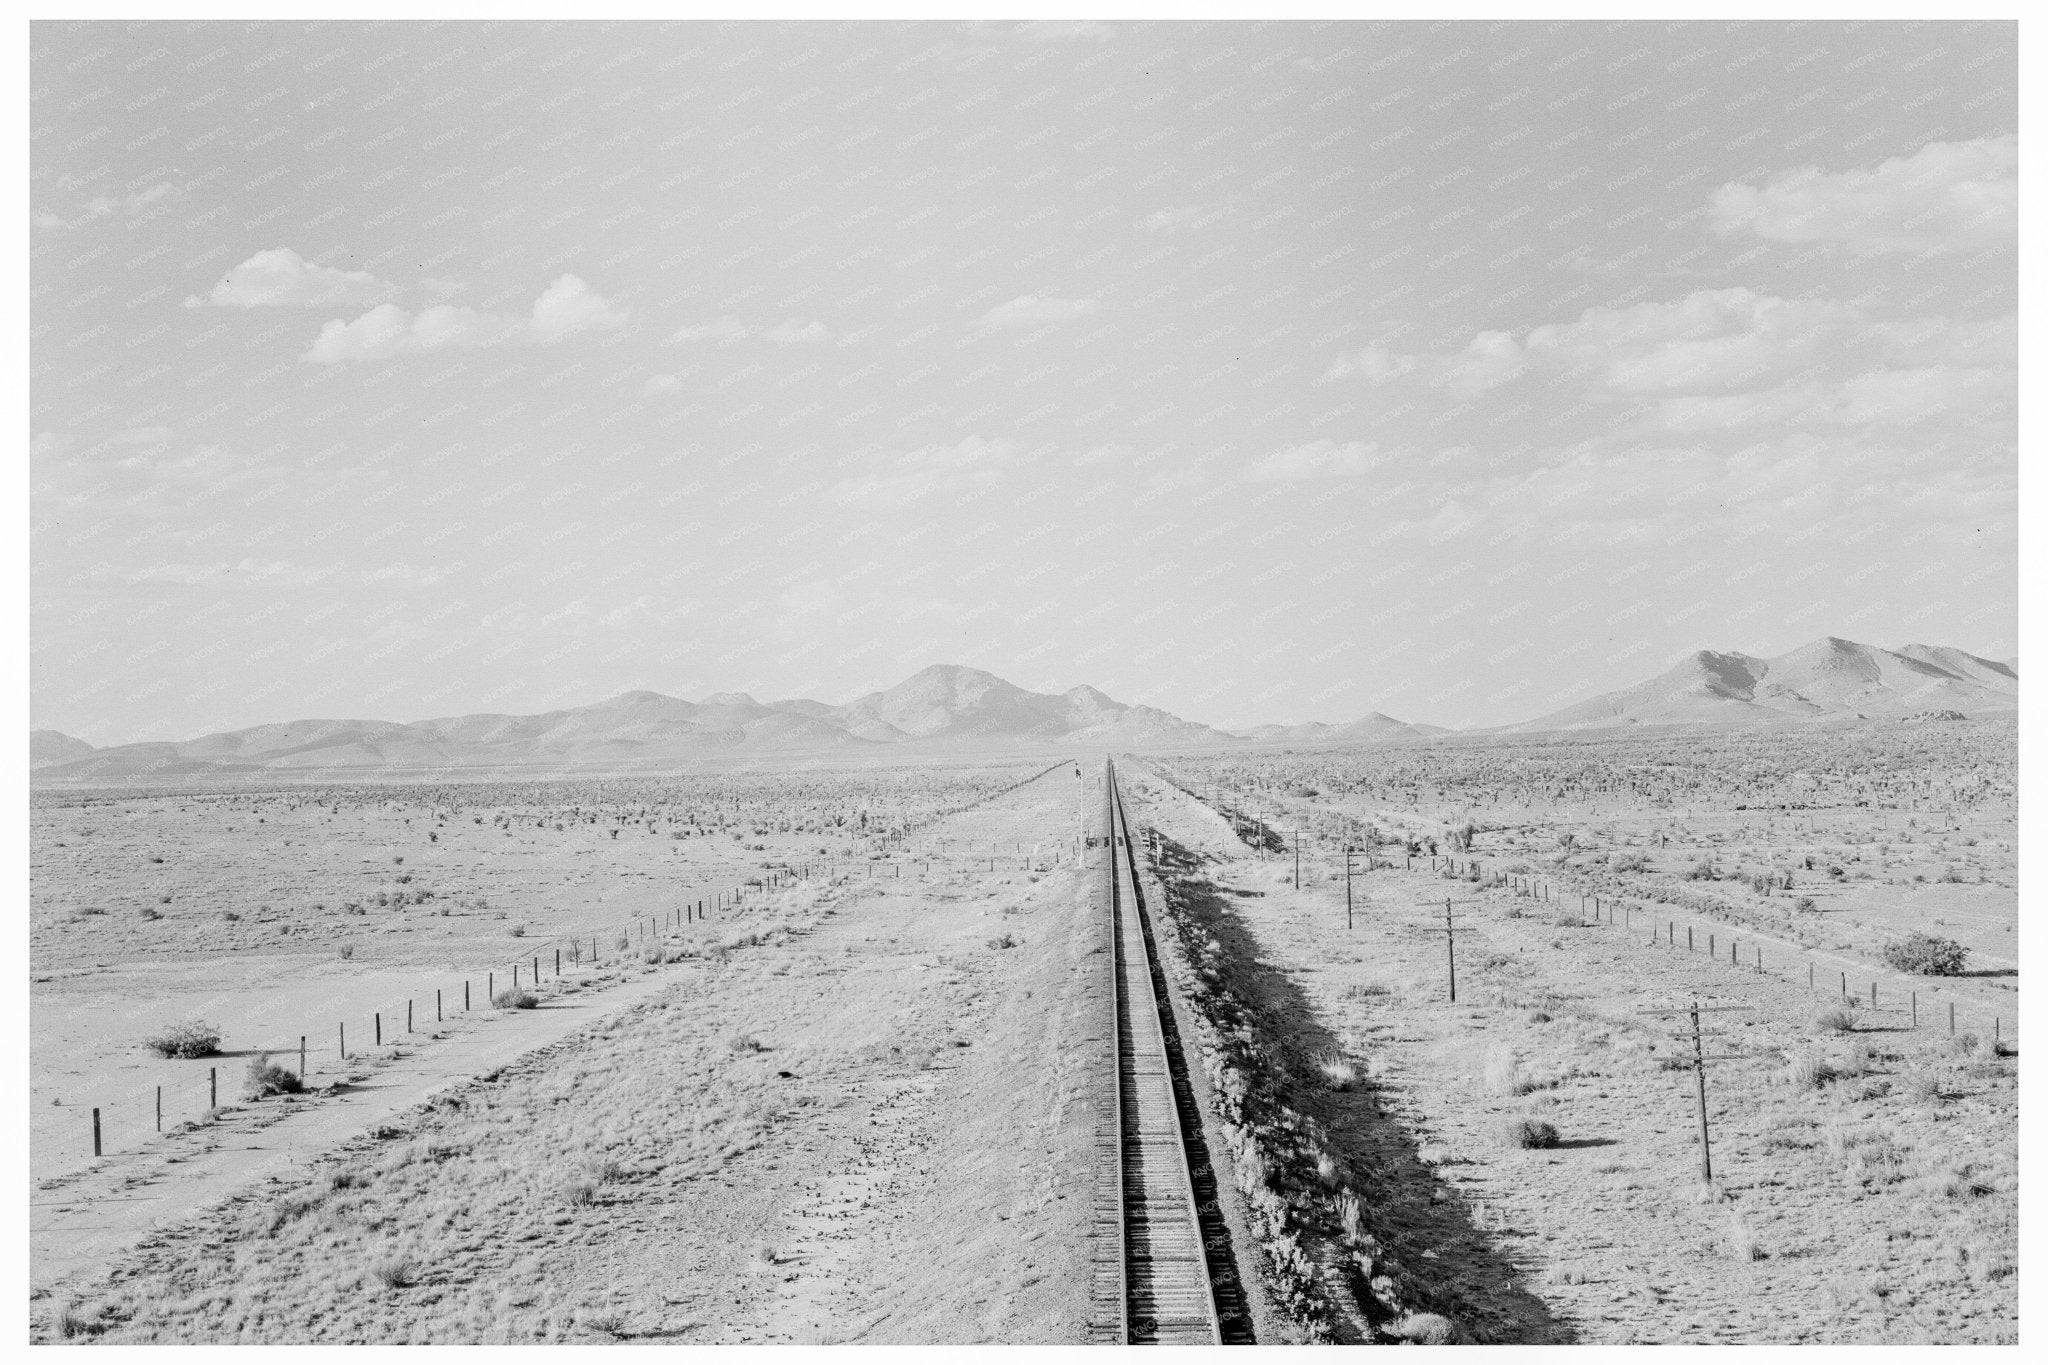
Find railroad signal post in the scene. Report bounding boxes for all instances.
[1637,1000,1756,1183]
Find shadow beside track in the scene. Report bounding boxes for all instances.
[1152,833,1573,1345]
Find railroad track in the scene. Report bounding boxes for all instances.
[1100,758,1229,1344]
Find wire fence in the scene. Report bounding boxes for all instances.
[64,761,1095,1165]
[1142,765,2019,1051]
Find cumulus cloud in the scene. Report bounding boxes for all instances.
[827,436,1019,510]
[1243,440,1381,482]
[1330,289,2014,441]
[1140,207,1203,233]
[1711,135,2017,256]
[33,181,181,229]
[185,248,397,309]
[978,296,1101,328]
[1071,443,1133,467]
[1322,346,1418,384]
[1522,289,1853,395]
[1349,289,1889,399]
[305,274,626,363]
[764,319,828,345]
[643,374,683,395]
[1435,331,1528,399]
[529,274,630,342]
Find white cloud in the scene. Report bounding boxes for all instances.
[1711,135,2017,256]
[1322,346,1417,384]
[530,274,630,342]
[306,303,518,363]
[643,374,682,395]
[185,248,396,309]
[1141,207,1203,233]
[978,296,1101,328]
[305,275,626,363]
[1243,440,1381,482]
[1363,289,2009,418]
[1830,367,2004,426]
[33,181,180,229]
[1071,444,1133,467]
[764,319,828,345]
[31,431,76,460]
[1523,289,1852,395]
[666,318,755,343]
[1434,331,1527,399]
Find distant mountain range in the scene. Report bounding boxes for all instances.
[29,640,2018,779]
[1502,638,2017,732]
[30,665,1242,779]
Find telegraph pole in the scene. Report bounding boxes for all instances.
[1417,898,1481,1003]
[1639,1000,1755,1183]
[1345,845,1354,930]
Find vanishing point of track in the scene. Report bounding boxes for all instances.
[1100,758,1228,1344]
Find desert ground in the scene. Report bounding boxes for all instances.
[28,724,2017,1343]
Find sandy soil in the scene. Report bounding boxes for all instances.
[1120,759,2018,1344]
[1164,722,2020,1043]
[34,765,1104,1344]
[28,764,1043,1186]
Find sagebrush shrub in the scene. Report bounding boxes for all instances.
[1500,1116,1560,1149]
[1810,1004,1857,1034]
[144,1019,222,1059]
[1880,932,1968,976]
[494,989,538,1010]
[243,1053,304,1100]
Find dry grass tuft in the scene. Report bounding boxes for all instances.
[1784,1050,1838,1089]
[1483,1046,1525,1096]
[370,1256,417,1290]
[1392,1311,1457,1344]
[1316,1052,1361,1091]
[1726,1212,1764,1261]
[582,1311,627,1338]
[1336,1191,1366,1244]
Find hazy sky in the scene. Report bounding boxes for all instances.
[31,19,2017,743]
